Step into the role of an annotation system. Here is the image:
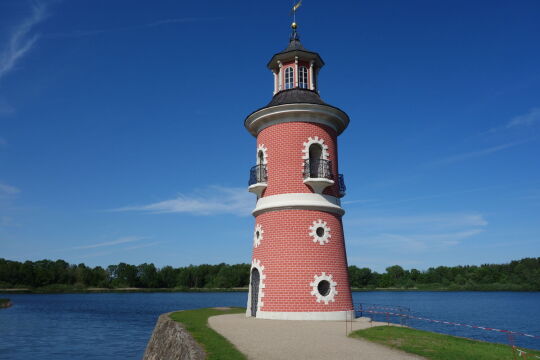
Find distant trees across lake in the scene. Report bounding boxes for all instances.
[348,258,540,291]
[0,257,538,291]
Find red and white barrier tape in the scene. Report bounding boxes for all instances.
[515,347,540,358]
[361,305,409,312]
[361,309,540,340]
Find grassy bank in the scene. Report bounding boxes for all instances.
[351,326,540,360]
[170,307,246,360]
[0,298,11,308]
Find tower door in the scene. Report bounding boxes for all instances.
[250,268,260,317]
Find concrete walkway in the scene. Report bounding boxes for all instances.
[209,314,425,360]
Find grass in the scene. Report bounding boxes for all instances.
[351,326,540,360]
[170,307,246,360]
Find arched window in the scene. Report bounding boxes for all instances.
[309,143,323,178]
[299,66,308,89]
[285,67,294,89]
[257,150,264,165]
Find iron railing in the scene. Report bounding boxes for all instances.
[355,303,411,326]
[338,174,346,196]
[303,159,333,180]
[249,164,267,186]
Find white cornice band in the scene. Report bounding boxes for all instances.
[253,193,345,216]
[245,103,350,137]
[255,310,355,321]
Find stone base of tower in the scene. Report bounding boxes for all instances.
[248,309,355,321]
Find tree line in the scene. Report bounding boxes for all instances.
[349,257,540,291]
[0,257,538,291]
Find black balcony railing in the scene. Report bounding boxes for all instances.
[338,174,346,195]
[249,164,268,186]
[303,159,333,180]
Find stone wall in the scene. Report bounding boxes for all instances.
[143,312,205,360]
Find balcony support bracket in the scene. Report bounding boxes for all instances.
[303,178,334,194]
[248,183,267,197]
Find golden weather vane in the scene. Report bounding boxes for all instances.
[290,0,302,29]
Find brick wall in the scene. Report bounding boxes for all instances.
[252,209,353,312]
[257,122,340,198]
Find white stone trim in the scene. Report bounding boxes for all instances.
[294,56,299,88]
[246,259,266,317]
[309,60,314,90]
[273,70,278,95]
[256,144,268,165]
[253,224,263,248]
[277,61,283,91]
[309,219,331,245]
[252,193,344,216]
[301,136,329,161]
[256,310,354,321]
[245,103,350,137]
[310,272,338,305]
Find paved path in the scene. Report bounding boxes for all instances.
[209,314,425,360]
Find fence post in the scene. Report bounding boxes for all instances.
[507,333,517,360]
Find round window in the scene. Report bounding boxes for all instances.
[317,280,331,296]
[316,227,325,237]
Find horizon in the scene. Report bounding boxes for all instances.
[0,0,539,273]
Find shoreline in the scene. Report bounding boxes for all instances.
[1,287,538,294]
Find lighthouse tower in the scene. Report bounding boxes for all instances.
[245,23,353,321]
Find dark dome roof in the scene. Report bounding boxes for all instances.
[244,88,350,136]
[266,30,324,69]
[283,33,306,52]
[266,88,328,107]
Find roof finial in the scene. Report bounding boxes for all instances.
[291,21,298,40]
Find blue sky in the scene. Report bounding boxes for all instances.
[0,0,538,272]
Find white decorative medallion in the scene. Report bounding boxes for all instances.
[253,224,264,248]
[301,136,329,161]
[310,272,337,305]
[309,219,331,245]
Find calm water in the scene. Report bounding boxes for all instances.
[0,291,538,359]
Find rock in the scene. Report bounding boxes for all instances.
[143,312,206,360]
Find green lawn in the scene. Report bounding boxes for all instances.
[351,326,540,360]
[170,307,246,360]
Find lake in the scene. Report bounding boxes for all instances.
[0,291,538,359]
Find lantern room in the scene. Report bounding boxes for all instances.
[267,23,324,94]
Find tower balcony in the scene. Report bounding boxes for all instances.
[337,174,346,197]
[303,159,335,194]
[248,164,268,196]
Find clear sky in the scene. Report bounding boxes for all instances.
[0,0,539,272]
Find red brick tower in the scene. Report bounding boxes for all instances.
[245,23,353,320]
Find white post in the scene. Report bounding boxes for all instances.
[294,56,299,88]
[278,61,283,91]
[309,60,314,90]
[273,70,278,95]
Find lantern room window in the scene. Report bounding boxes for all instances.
[299,66,308,89]
[285,67,294,89]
